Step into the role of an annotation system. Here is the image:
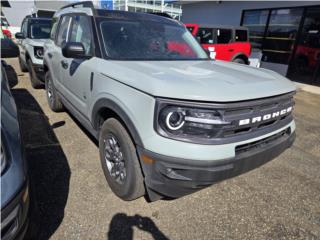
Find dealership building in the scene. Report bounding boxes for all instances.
[181,1,320,86]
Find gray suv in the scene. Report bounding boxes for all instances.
[43,2,296,201]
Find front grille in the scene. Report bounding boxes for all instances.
[214,92,294,142]
[235,128,290,155]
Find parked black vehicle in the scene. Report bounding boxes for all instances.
[1,31,30,240]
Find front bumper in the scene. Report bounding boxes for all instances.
[138,128,295,201]
[1,182,29,240]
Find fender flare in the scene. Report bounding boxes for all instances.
[91,98,144,147]
[231,52,249,64]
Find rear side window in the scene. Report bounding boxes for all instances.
[56,16,71,46]
[69,15,93,55]
[235,30,248,42]
[216,28,232,44]
[196,28,214,44]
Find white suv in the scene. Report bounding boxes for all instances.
[15,16,51,88]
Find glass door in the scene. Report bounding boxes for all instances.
[288,7,320,86]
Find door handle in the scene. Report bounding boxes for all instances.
[48,53,53,59]
[228,49,234,52]
[61,60,69,69]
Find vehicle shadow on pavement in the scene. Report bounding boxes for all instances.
[108,213,169,240]
[11,88,71,240]
[3,62,18,88]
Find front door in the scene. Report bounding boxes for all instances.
[60,14,94,116]
[288,7,320,86]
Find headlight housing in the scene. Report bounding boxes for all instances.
[34,47,44,59]
[155,99,230,143]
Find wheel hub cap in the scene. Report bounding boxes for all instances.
[104,135,126,184]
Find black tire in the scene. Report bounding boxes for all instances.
[99,118,145,201]
[45,72,64,112]
[19,56,28,72]
[232,58,246,64]
[27,59,43,89]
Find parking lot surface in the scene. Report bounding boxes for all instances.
[5,58,320,240]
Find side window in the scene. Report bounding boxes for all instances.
[56,16,72,46]
[216,28,232,44]
[69,15,92,55]
[22,20,28,37]
[196,28,214,44]
[235,30,248,42]
[50,17,59,40]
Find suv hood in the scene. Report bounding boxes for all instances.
[28,38,46,47]
[100,60,296,102]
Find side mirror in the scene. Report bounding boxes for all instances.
[1,39,20,58]
[15,32,25,39]
[62,42,89,59]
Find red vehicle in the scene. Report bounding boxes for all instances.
[2,28,12,38]
[185,24,251,64]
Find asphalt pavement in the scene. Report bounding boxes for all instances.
[4,58,320,240]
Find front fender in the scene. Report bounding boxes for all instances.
[91,97,144,147]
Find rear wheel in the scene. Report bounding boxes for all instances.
[19,56,28,72]
[28,59,43,89]
[45,72,64,112]
[99,118,145,201]
[232,58,246,64]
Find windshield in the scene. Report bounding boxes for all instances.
[99,18,208,60]
[30,21,51,39]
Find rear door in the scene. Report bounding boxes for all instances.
[60,14,95,115]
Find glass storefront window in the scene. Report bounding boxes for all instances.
[242,10,269,49]
[263,8,303,64]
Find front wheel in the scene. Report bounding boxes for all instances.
[99,118,145,201]
[28,60,43,89]
[45,72,64,112]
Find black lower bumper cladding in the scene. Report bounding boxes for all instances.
[138,129,295,201]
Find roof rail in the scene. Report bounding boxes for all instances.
[60,1,96,14]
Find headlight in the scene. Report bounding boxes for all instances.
[1,143,7,175]
[155,99,230,143]
[34,47,44,59]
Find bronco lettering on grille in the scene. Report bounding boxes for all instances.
[239,106,293,126]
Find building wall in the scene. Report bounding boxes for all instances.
[181,1,318,25]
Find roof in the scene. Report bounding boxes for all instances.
[57,1,179,25]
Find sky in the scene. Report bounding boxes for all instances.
[2,1,34,27]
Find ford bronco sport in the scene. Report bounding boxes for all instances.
[43,2,296,201]
[15,16,51,88]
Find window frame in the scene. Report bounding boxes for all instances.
[55,14,73,47]
[69,14,95,56]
